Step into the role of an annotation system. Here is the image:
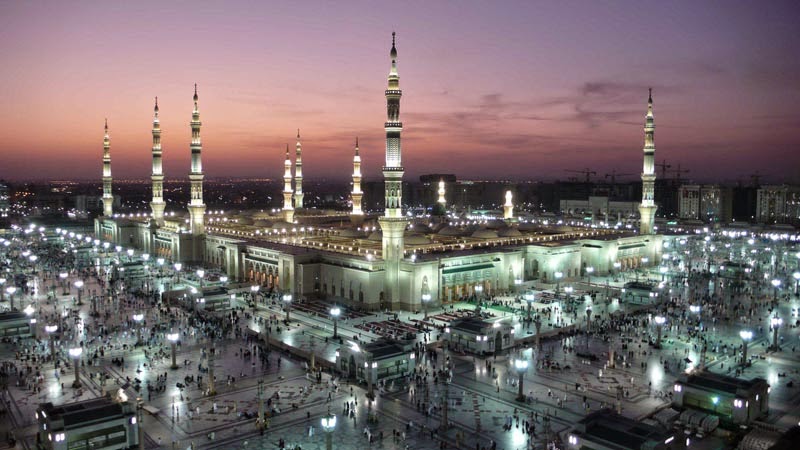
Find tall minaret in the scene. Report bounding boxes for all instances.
[437,179,446,206]
[350,137,363,218]
[294,130,304,209]
[150,97,166,226]
[101,119,113,217]
[188,84,206,235]
[638,88,657,234]
[282,144,295,223]
[378,32,407,309]
[503,190,514,219]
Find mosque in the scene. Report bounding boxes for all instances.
[94,33,663,311]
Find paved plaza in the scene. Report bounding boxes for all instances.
[1,228,800,450]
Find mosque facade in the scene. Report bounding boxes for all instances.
[94,33,662,312]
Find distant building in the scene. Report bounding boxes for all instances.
[756,185,800,224]
[678,185,732,223]
[0,181,9,216]
[74,194,120,214]
[560,195,640,223]
[565,408,685,450]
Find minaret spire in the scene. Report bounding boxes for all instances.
[283,144,295,223]
[294,129,304,208]
[188,84,206,235]
[102,119,113,216]
[639,88,657,234]
[150,96,166,225]
[378,31,408,309]
[350,137,363,221]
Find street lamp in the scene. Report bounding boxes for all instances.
[659,266,667,282]
[524,292,535,321]
[330,306,341,339]
[739,330,753,366]
[59,271,68,294]
[282,293,292,321]
[689,305,700,314]
[196,269,205,292]
[69,347,83,388]
[564,286,573,302]
[74,280,84,305]
[45,325,58,366]
[770,315,783,351]
[421,293,431,318]
[654,316,666,348]
[514,358,529,402]
[174,263,182,285]
[793,271,800,296]
[771,279,781,302]
[320,407,337,450]
[132,314,144,346]
[6,286,17,310]
[250,285,260,304]
[555,271,563,297]
[167,333,179,369]
[586,266,594,286]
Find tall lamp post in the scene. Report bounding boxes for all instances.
[474,284,483,309]
[196,269,205,292]
[739,330,753,367]
[132,314,144,346]
[555,271,563,297]
[59,272,68,295]
[564,286,573,302]
[320,407,337,450]
[421,293,431,319]
[793,272,800,296]
[0,277,5,303]
[5,286,16,311]
[654,315,666,348]
[69,347,83,388]
[173,263,182,286]
[770,279,780,304]
[770,315,782,351]
[524,292,535,321]
[74,280,84,305]
[586,266,594,287]
[514,358,529,402]
[282,293,292,321]
[167,333,179,369]
[330,306,341,339]
[45,325,58,366]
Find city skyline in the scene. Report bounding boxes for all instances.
[1,1,798,183]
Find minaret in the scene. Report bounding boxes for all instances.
[188,84,206,235]
[437,179,446,206]
[377,32,407,309]
[294,130,304,209]
[282,144,295,223]
[350,138,363,219]
[101,119,113,217]
[503,190,514,219]
[150,97,166,225]
[638,88,657,234]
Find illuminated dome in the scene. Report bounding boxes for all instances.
[404,232,431,245]
[471,229,498,239]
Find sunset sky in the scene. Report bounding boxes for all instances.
[1,0,798,183]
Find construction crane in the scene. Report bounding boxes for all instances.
[604,170,634,184]
[655,159,671,179]
[565,168,597,182]
[669,164,690,182]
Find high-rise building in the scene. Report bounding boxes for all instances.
[757,185,800,224]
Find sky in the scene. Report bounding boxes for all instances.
[1,0,798,184]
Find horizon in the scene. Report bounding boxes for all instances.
[1,1,799,183]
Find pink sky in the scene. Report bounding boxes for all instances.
[1,1,798,184]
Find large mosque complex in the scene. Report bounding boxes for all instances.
[94,33,663,312]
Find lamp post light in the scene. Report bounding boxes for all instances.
[586,266,594,287]
[654,316,666,348]
[74,280,84,305]
[250,285,260,305]
[45,325,58,366]
[69,347,83,388]
[196,269,205,292]
[659,266,667,282]
[6,286,17,310]
[320,407,337,450]
[167,333,179,369]
[59,272,68,294]
[514,358,529,402]
[793,272,800,296]
[564,286,573,302]
[771,279,780,303]
[421,293,431,319]
[282,293,292,321]
[330,306,341,339]
[475,284,483,304]
[739,330,753,366]
[132,314,144,346]
[585,306,592,351]
[555,271,563,297]
[524,292,535,321]
[770,315,783,351]
[0,277,5,303]
[174,263,182,285]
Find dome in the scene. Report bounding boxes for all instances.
[437,226,465,237]
[499,227,522,237]
[338,228,365,238]
[485,219,507,229]
[367,231,383,241]
[271,221,293,230]
[404,232,431,245]
[253,219,273,228]
[471,229,498,239]
[235,216,254,226]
